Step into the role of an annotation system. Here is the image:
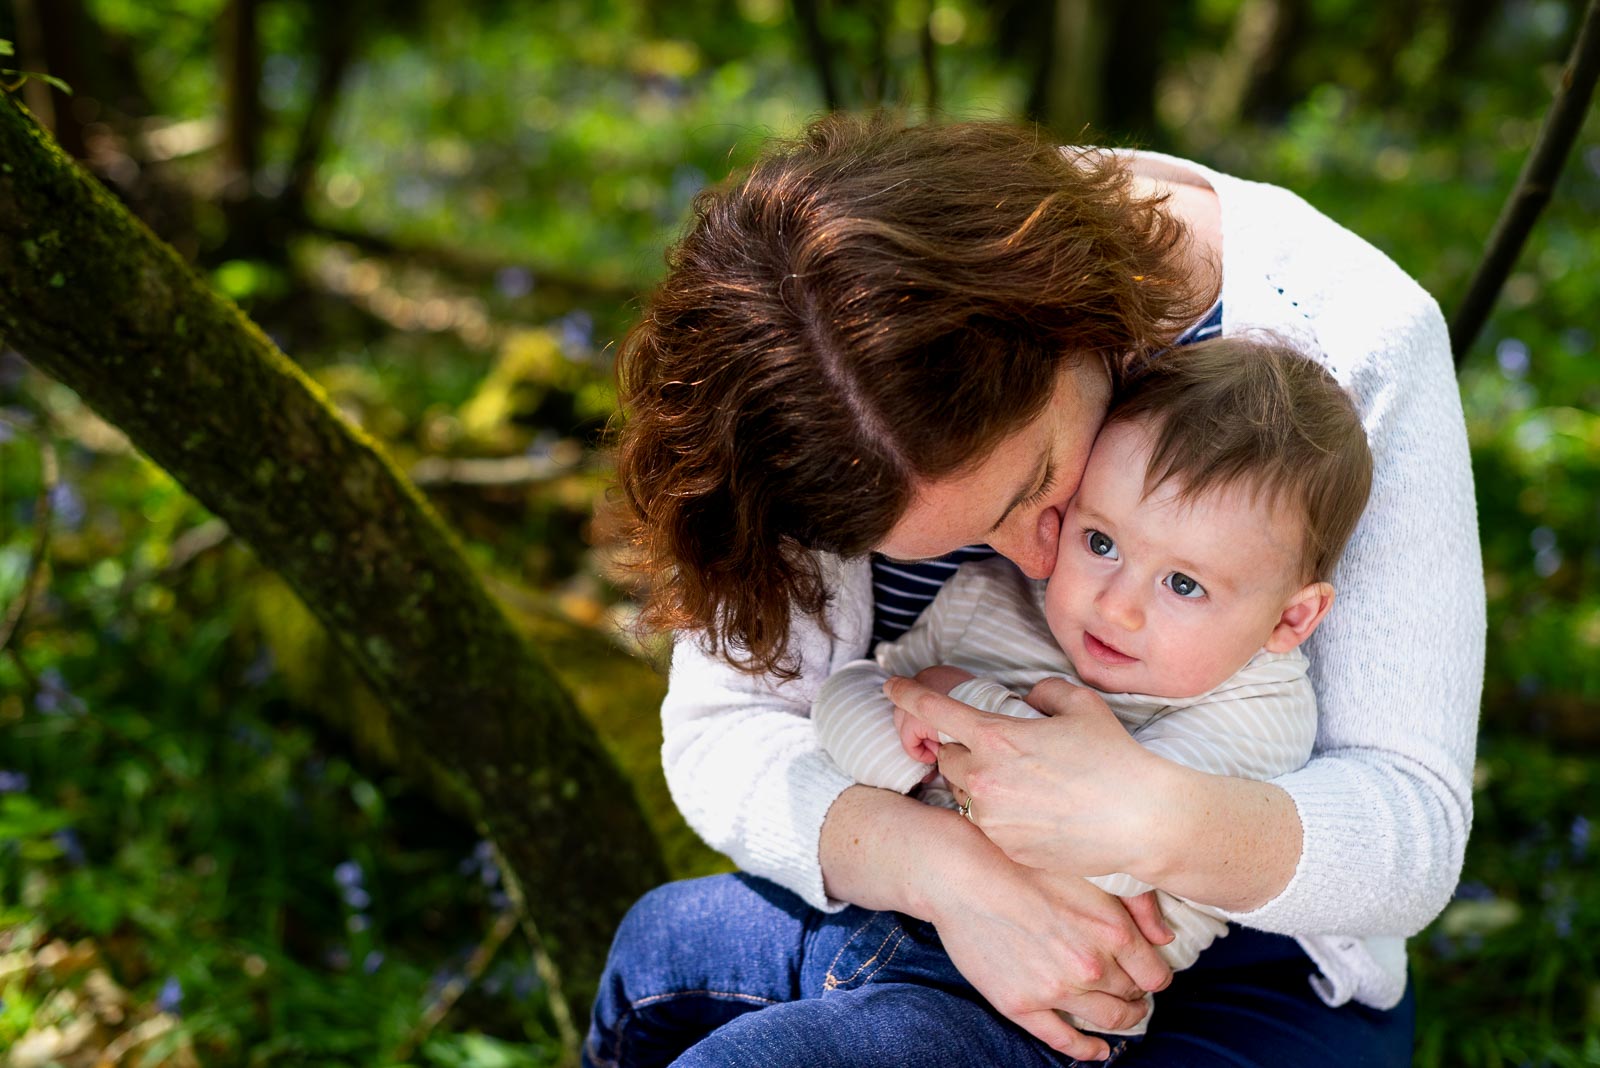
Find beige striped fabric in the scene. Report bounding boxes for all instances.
[813,556,1317,1036]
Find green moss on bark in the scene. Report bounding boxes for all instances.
[0,95,668,1003]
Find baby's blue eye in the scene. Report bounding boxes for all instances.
[1166,572,1205,599]
[1086,530,1118,560]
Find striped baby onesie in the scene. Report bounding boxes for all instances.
[813,556,1317,1036]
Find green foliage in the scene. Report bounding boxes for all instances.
[0,38,73,95]
[0,426,572,1062]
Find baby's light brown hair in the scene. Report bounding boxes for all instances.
[1106,336,1373,582]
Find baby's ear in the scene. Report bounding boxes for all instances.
[1265,582,1336,652]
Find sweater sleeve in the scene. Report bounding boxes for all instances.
[812,567,1013,795]
[659,556,867,913]
[1216,214,1485,939]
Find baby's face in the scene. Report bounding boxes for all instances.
[1044,419,1311,699]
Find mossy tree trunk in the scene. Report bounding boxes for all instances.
[0,94,666,1004]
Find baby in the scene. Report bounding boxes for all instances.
[813,334,1374,1037]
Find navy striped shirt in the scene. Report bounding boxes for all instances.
[868,303,1224,646]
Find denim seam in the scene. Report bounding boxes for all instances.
[823,920,907,991]
[820,914,879,988]
[594,988,782,1068]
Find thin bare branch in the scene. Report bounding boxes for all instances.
[1450,0,1600,363]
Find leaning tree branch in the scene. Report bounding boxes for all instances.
[0,411,56,655]
[1449,0,1600,364]
[307,220,638,302]
[0,93,666,1007]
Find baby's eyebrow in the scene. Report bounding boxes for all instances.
[986,453,1050,535]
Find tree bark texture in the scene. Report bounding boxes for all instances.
[0,95,668,1003]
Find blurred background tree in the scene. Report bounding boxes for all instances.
[0,0,1595,1064]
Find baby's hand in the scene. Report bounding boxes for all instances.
[912,664,977,696]
[894,704,944,765]
[892,665,976,763]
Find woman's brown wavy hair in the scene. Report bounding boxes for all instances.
[613,114,1214,677]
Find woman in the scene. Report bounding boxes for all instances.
[591,115,1483,1066]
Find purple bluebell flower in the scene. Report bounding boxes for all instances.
[33,666,84,716]
[1454,880,1494,901]
[48,481,85,530]
[334,860,364,889]
[1571,816,1589,857]
[557,310,594,354]
[343,886,372,911]
[495,267,535,300]
[1496,338,1530,378]
[425,966,455,1001]
[0,352,26,389]
[512,966,538,1000]
[229,724,273,755]
[0,770,28,793]
[463,839,502,891]
[242,647,276,687]
[54,828,86,866]
[363,950,384,975]
[35,667,66,714]
[1552,901,1574,938]
[156,975,183,1015]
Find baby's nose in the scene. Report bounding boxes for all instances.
[1096,582,1144,632]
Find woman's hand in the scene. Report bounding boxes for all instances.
[820,783,1174,1061]
[920,821,1174,1061]
[886,674,1174,877]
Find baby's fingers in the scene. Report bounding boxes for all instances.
[893,705,940,764]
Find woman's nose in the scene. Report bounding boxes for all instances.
[990,507,1061,580]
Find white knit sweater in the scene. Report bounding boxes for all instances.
[658,151,1485,1011]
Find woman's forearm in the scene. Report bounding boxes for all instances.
[1131,761,1302,912]
[817,785,970,920]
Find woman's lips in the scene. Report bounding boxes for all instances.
[1083,632,1138,665]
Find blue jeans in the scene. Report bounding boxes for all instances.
[585,874,1415,1068]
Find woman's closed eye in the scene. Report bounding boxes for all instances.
[1085,529,1118,560]
[1019,461,1058,509]
[1165,572,1206,599]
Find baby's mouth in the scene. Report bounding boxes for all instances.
[1083,632,1138,665]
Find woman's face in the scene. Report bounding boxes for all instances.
[877,361,1113,578]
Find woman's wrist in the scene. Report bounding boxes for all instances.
[1123,762,1303,911]
[1117,755,1205,887]
[818,785,984,920]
